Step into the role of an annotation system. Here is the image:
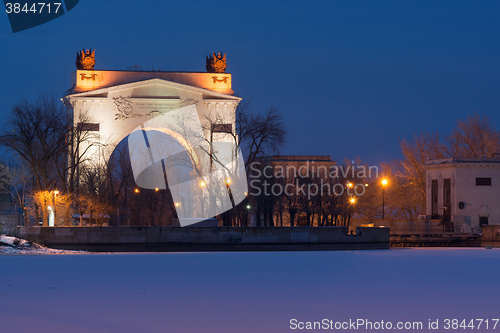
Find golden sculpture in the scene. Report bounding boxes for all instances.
[206,52,227,73]
[80,73,97,81]
[212,76,228,84]
[76,49,96,70]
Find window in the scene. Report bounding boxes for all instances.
[476,178,491,186]
[211,124,232,133]
[77,122,99,131]
[431,180,438,217]
[443,179,451,221]
[479,216,489,226]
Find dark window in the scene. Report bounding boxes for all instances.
[476,178,491,186]
[211,124,232,133]
[77,122,99,131]
[479,216,489,226]
[431,180,438,217]
[443,178,451,222]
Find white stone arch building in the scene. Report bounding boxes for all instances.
[61,63,245,225]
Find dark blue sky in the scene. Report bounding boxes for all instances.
[1,0,500,164]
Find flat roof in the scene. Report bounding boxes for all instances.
[72,70,218,74]
[425,157,500,165]
[255,155,336,163]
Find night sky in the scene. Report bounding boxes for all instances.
[1,0,500,165]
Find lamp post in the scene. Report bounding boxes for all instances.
[48,206,54,226]
[200,180,206,217]
[225,177,236,209]
[53,190,59,226]
[131,188,139,226]
[381,179,388,220]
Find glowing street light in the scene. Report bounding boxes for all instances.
[200,180,206,187]
[155,187,159,192]
[350,197,356,204]
[134,188,139,193]
[53,190,59,226]
[48,205,54,226]
[225,178,231,185]
[347,182,353,188]
[381,178,388,219]
[175,202,180,208]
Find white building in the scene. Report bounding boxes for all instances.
[60,51,247,225]
[62,66,241,165]
[424,158,500,232]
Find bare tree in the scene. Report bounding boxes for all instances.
[0,95,68,226]
[0,94,102,226]
[202,101,287,225]
[446,112,500,158]
[0,162,31,226]
[237,103,287,170]
[385,112,500,219]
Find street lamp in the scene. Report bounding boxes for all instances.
[47,206,54,226]
[224,177,236,210]
[53,190,59,226]
[199,180,206,216]
[381,178,388,219]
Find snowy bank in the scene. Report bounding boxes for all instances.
[0,235,84,254]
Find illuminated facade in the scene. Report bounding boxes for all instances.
[424,158,500,232]
[61,53,245,225]
[62,62,241,168]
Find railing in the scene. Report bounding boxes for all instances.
[390,223,475,236]
[424,215,444,220]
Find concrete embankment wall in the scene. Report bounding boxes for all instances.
[349,219,445,234]
[16,226,390,251]
[481,225,500,247]
[0,215,20,236]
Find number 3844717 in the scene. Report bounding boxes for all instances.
[5,3,62,14]
[443,319,499,330]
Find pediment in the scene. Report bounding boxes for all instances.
[66,78,241,102]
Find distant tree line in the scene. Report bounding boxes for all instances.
[4,94,487,227]
[0,95,291,227]
[244,158,382,228]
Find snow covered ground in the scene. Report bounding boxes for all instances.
[0,235,83,254]
[1,248,500,332]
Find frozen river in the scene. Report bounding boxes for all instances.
[1,248,499,332]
